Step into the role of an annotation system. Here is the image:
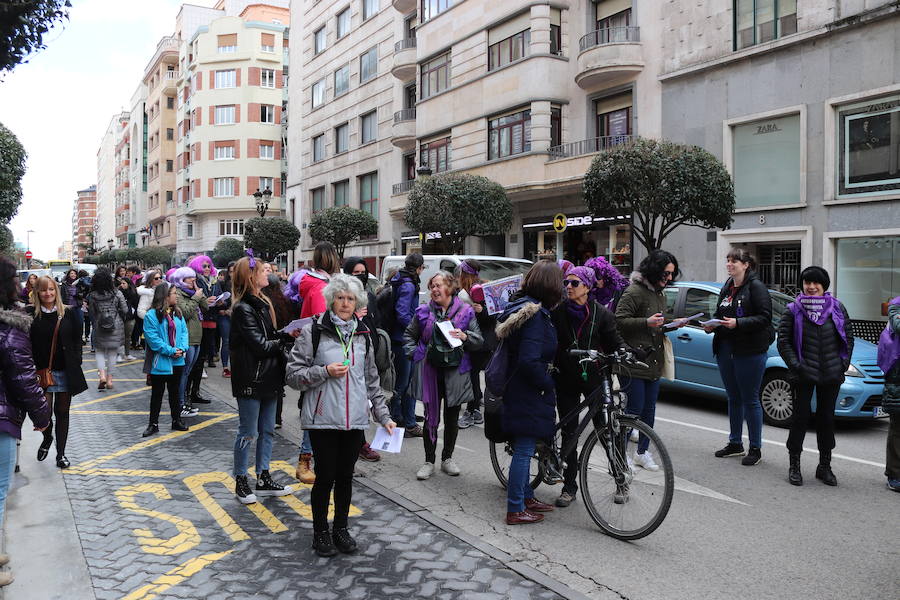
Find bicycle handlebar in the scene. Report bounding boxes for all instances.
[568,348,649,370]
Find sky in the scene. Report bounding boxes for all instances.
[0,0,217,260]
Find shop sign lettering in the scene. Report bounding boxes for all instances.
[754,123,782,135]
[567,215,593,227]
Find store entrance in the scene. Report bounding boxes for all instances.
[522,215,632,274]
[756,244,801,296]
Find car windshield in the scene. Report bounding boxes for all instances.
[770,291,792,328]
[478,260,532,281]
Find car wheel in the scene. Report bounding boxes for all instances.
[760,370,794,428]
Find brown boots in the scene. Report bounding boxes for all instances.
[296,453,315,484]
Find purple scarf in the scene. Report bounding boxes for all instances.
[877,296,900,375]
[565,299,589,326]
[165,310,177,347]
[788,293,848,362]
[412,296,475,444]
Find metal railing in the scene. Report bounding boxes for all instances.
[394,108,416,123]
[394,38,417,52]
[392,180,416,195]
[547,135,634,161]
[579,26,641,52]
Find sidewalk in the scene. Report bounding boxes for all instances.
[4,355,587,600]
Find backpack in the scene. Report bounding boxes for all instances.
[96,295,119,332]
[372,327,395,392]
[484,338,513,398]
[375,280,398,332]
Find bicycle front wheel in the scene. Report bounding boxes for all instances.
[578,416,673,540]
[489,439,543,491]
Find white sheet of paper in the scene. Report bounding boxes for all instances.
[216,291,231,303]
[700,318,726,327]
[371,426,403,453]
[280,317,312,334]
[664,312,705,329]
[436,320,463,348]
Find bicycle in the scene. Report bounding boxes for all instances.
[489,348,674,540]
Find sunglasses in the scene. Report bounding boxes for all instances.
[153,276,162,281]
[563,279,583,288]
[662,271,675,278]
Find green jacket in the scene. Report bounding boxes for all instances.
[176,287,208,346]
[615,272,668,381]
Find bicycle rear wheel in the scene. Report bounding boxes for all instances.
[578,416,673,540]
[489,440,543,491]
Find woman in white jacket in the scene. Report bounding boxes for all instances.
[137,270,163,373]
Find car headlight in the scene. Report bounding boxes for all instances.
[844,364,863,378]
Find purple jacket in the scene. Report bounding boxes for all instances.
[0,308,51,439]
[391,271,419,342]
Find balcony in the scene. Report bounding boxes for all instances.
[392,0,416,13]
[392,180,416,195]
[390,180,416,215]
[392,38,417,81]
[391,109,416,149]
[547,135,634,161]
[576,27,643,89]
[163,70,180,94]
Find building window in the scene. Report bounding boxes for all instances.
[259,176,274,194]
[312,78,326,108]
[420,137,451,173]
[595,93,632,141]
[360,47,377,83]
[334,65,350,96]
[421,0,455,22]
[166,159,174,172]
[732,113,801,208]
[217,33,237,53]
[312,187,325,213]
[360,111,377,144]
[166,128,174,140]
[260,142,275,159]
[313,134,325,162]
[837,94,900,198]
[359,172,378,218]
[261,32,275,52]
[219,219,245,236]
[488,109,531,160]
[734,0,797,50]
[261,68,276,88]
[836,237,900,321]
[362,0,378,21]
[166,190,173,204]
[166,97,175,109]
[213,177,235,197]
[337,8,350,38]
[215,105,235,125]
[488,27,530,71]
[550,24,561,55]
[335,122,349,153]
[314,27,326,54]
[215,145,234,160]
[550,105,562,147]
[333,180,349,206]
[186,221,194,238]
[420,52,449,98]
[260,104,275,123]
[215,69,236,88]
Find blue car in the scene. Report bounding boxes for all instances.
[659,282,887,428]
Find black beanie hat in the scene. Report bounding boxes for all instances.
[799,266,830,291]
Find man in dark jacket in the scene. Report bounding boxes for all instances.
[390,253,424,437]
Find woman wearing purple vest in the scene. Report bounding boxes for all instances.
[777,266,853,487]
[877,294,900,492]
[403,271,483,480]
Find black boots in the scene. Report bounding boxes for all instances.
[312,531,338,557]
[815,451,837,486]
[142,424,159,438]
[788,453,802,486]
[332,528,358,553]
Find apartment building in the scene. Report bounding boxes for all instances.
[113,112,132,248]
[290,0,664,273]
[58,240,74,262]
[72,185,97,261]
[127,84,149,247]
[96,115,122,250]
[658,1,900,336]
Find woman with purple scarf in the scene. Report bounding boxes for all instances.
[403,271,483,480]
[876,295,900,491]
[584,256,629,312]
[777,266,853,486]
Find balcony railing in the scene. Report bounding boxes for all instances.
[394,37,417,52]
[579,27,641,52]
[165,71,180,81]
[394,108,416,123]
[547,135,634,161]
[393,180,416,195]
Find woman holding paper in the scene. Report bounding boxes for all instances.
[706,248,773,466]
[285,274,396,557]
[404,271,483,481]
[777,267,853,486]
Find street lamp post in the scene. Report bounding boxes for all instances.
[253,187,272,218]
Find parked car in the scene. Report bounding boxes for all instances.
[659,281,886,427]
[380,255,532,304]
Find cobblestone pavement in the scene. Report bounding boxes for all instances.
[55,356,571,600]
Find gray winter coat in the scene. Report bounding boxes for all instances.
[88,290,128,350]
[285,312,392,430]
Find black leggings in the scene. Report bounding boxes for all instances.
[787,380,840,454]
[150,367,183,425]
[308,429,364,533]
[187,352,205,400]
[423,374,461,463]
[41,392,72,457]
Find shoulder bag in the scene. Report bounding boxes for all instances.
[37,316,62,390]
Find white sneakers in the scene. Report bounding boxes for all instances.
[416,462,435,480]
[441,459,461,476]
[633,450,660,472]
[629,429,640,443]
[417,459,462,479]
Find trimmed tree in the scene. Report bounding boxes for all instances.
[308,206,378,259]
[140,246,173,268]
[211,236,244,266]
[0,224,13,256]
[404,173,512,255]
[243,217,301,261]
[0,122,27,224]
[583,138,735,254]
[0,0,70,75]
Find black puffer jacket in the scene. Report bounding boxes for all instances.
[552,300,623,393]
[777,300,854,384]
[712,270,774,356]
[229,295,288,399]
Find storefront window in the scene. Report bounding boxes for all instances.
[836,236,900,321]
[837,94,900,198]
[522,216,632,273]
[732,113,801,208]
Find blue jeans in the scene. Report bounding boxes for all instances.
[391,341,416,428]
[624,378,661,454]
[0,433,17,525]
[300,430,312,455]
[507,436,537,513]
[234,395,277,477]
[179,345,200,408]
[217,315,231,367]
[716,341,766,449]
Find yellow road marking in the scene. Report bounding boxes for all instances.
[71,386,150,408]
[71,410,231,416]
[183,472,288,542]
[115,483,201,555]
[121,549,234,600]
[83,359,142,373]
[66,468,184,477]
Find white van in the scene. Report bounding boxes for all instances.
[380,255,532,304]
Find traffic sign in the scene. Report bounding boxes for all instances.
[24,251,33,260]
[553,213,567,233]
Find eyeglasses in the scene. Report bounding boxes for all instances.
[662,271,675,279]
[153,276,162,281]
[563,280,583,288]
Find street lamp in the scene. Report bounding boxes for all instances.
[107,239,114,251]
[253,187,272,218]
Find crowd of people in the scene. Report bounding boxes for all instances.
[0,242,898,575]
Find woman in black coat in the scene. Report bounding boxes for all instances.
[28,276,87,468]
[777,266,853,487]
